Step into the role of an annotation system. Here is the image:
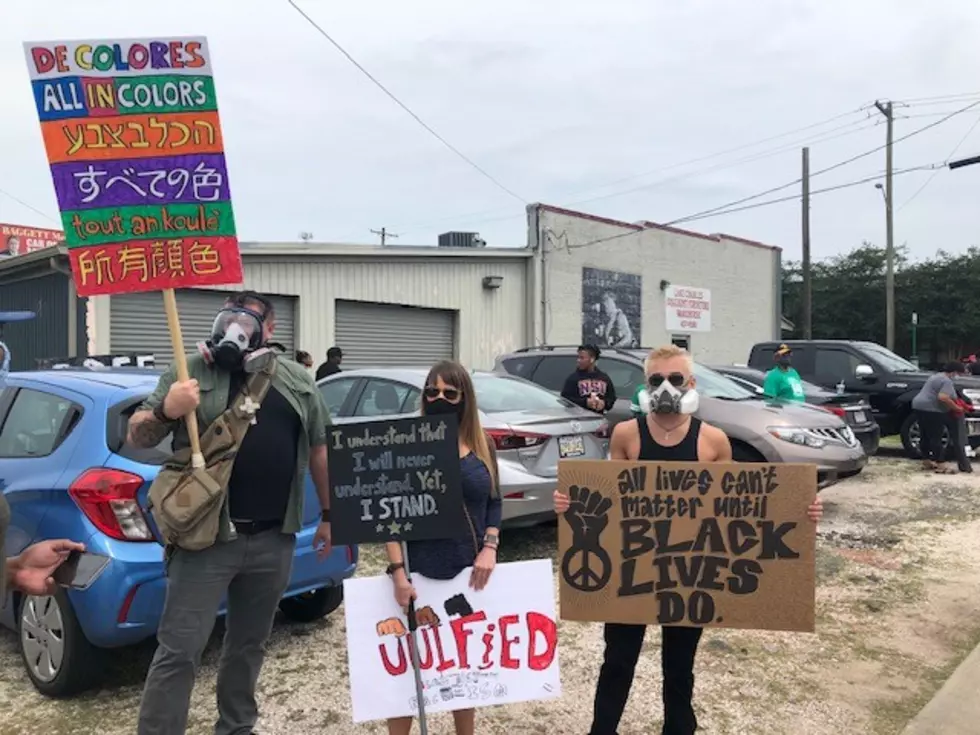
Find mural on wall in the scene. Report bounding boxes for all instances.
[581,267,642,348]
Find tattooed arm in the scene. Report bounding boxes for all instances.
[127,409,173,448]
[126,366,198,449]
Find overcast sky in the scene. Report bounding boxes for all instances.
[3,0,980,262]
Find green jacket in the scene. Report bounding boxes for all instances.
[141,353,330,538]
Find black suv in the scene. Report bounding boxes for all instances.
[748,340,980,457]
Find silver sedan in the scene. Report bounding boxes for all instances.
[316,368,610,527]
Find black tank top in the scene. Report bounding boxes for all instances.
[636,416,702,461]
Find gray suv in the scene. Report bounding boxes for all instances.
[494,346,867,482]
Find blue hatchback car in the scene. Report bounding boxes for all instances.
[0,368,358,697]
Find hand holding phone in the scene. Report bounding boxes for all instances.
[52,551,110,590]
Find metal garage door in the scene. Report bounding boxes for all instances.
[110,289,296,367]
[334,300,454,369]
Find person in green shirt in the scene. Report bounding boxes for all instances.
[763,344,806,402]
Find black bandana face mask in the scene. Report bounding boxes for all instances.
[426,397,466,418]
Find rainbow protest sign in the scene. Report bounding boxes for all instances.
[24,37,243,296]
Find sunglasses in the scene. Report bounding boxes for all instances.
[423,385,462,402]
[648,372,688,388]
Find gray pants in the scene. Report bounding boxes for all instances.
[137,528,295,735]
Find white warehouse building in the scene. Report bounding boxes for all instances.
[0,204,781,371]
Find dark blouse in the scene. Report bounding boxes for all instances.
[406,452,502,580]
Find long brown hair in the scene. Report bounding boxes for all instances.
[422,361,498,494]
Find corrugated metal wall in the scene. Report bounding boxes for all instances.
[0,272,87,370]
[109,289,297,367]
[241,256,528,370]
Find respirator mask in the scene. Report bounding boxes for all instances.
[198,308,274,372]
[638,372,700,415]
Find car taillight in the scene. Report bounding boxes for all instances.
[345,546,354,565]
[594,422,612,439]
[69,468,154,542]
[823,405,846,419]
[486,428,549,451]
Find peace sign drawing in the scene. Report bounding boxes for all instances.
[560,485,613,592]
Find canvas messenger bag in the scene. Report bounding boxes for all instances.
[148,361,276,551]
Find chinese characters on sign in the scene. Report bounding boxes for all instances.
[24,36,242,296]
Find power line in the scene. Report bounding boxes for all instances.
[285,0,526,204]
[898,114,980,211]
[668,165,939,226]
[652,99,980,229]
[0,188,60,225]
[394,110,877,235]
[559,164,940,253]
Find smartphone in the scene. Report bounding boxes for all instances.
[52,551,110,590]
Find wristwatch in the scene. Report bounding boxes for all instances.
[386,562,405,577]
[320,509,331,523]
[483,531,500,550]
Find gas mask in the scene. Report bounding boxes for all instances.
[198,308,274,373]
[638,378,700,415]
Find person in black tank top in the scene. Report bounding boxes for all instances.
[588,414,707,735]
[557,346,824,735]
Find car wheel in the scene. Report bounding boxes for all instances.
[18,590,103,697]
[900,414,952,460]
[731,441,766,463]
[278,586,343,623]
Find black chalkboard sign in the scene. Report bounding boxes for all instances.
[327,415,465,545]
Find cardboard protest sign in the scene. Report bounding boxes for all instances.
[344,559,561,722]
[558,460,816,632]
[327,416,465,545]
[24,37,242,296]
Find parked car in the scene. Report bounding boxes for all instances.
[0,368,357,697]
[494,346,867,483]
[316,368,610,527]
[748,340,980,458]
[711,365,881,456]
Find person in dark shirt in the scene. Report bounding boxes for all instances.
[561,344,617,414]
[384,360,502,735]
[315,346,343,380]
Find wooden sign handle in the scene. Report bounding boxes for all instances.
[162,288,205,469]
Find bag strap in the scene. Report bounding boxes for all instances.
[218,359,279,445]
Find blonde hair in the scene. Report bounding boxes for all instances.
[644,344,693,374]
[422,361,499,495]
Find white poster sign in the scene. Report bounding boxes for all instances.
[665,285,712,332]
[343,559,561,723]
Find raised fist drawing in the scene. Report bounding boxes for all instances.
[561,484,613,592]
[415,605,441,628]
[376,617,408,638]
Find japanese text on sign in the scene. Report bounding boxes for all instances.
[557,460,816,632]
[24,35,242,297]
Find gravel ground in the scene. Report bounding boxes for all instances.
[2,451,980,735]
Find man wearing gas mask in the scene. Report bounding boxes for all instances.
[555,344,823,735]
[128,291,332,735]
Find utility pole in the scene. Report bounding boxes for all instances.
[801,147,812,339]
[370,227,399,246]
[874,99,895,350]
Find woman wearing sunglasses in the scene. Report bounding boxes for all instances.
[554,344,823,735]
[383,360,502,735]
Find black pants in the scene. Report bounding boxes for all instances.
[590,623,703,735]
[916,410,946,463]
[946,413,973,472]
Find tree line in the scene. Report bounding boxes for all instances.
[781,242,980,367]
